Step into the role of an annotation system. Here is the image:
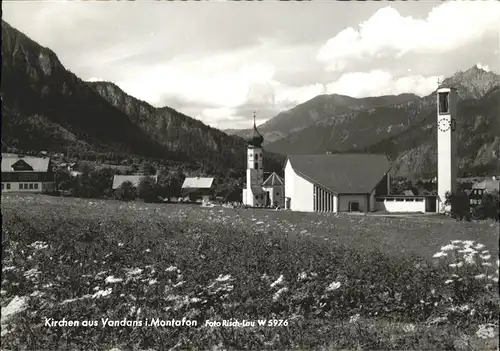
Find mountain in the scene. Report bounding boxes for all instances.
[1,21,285,175]
[364,85,500,178]
[264,66,500,177]
[224,93,420,144]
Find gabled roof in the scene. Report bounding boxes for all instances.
[1,154,51,172]
[262,172,284,187]
[112,175,157,189]
[286,153,391,194]
[182,177,214,189]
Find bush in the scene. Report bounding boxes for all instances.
[445,191,471,221]
[115,181,136,201]
[137,176,160,203]
[474,192,499,221]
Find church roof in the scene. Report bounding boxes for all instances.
[286,153,391,194]
[262,172,284,187]
[247,111,264,148]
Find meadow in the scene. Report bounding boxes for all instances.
[1,194,499,350]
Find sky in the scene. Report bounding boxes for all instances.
[3,1,500,130]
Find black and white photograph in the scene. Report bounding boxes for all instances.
[1,0,499,349]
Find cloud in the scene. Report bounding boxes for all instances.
[86,77,104,82]
[325,70,441,98]
[476,63,491,72]
[317,1,500,72]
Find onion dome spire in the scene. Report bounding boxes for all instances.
[247,110,264,148]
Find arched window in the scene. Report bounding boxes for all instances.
[254,162,258,169]
[255,154,258,160]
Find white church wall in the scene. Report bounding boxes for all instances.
[285,160,314,212]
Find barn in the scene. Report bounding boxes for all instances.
[284,154,391,212]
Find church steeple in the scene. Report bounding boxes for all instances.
[248,111,264,148]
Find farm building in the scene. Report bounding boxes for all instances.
[112,175,158,190]
[1,154,55,193]
[181,177,215,203]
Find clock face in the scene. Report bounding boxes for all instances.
[438,118,456,132]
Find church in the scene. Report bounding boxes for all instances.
[242,113,285,207]
[242,86,458,214]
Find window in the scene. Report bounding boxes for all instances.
[255,154,258,160]
[276,192,280,196]
[19,184,23,190]
[29,183,34,189]
[254,162,258,169]
[438,92,449,114]
[7,183,10,190]
[1,184,3,190]
[34,183,39,189]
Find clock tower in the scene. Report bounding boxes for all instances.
[242,111,265,206]
[436,87,458,213]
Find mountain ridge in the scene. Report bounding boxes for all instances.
[1,20,285,175]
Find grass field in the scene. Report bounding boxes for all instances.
[1,194,499,350]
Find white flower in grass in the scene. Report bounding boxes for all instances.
[476,324,496,339]
[488,276,499,283]
[445,279,454,284]
[459,247,477,254]
[273,287,288,302]
[482,262,493,267]
[215,274,232,282]
[464,255,476,265]
[165,266,177,272]
[474,274,486,280]
[440,244,457,252]
[449,262,464,268]
[402,323,416,333]
[148,279,157,285]
[92,288,112,299]
[270,275,284,288]
[325,281,341,292]
[480,254,491,260]
[474,243,485,250]
[458,305,470,312]
[462,240,475,247]
[433,251,447,258]
[451,240,464,244]
[298,272,307,281]
[349,314,360,323]
[105,276,123,284]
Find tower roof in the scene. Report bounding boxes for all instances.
[247,111,264,148]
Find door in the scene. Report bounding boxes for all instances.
[349,201,360,212]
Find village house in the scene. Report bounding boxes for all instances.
[181,177,216,204]
[1,154,55,193]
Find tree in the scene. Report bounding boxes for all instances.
[141,162,157,176]
[115,181,136,201]
[474,192,499,221]
[445,191,471,221]
[138,176,159,203]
